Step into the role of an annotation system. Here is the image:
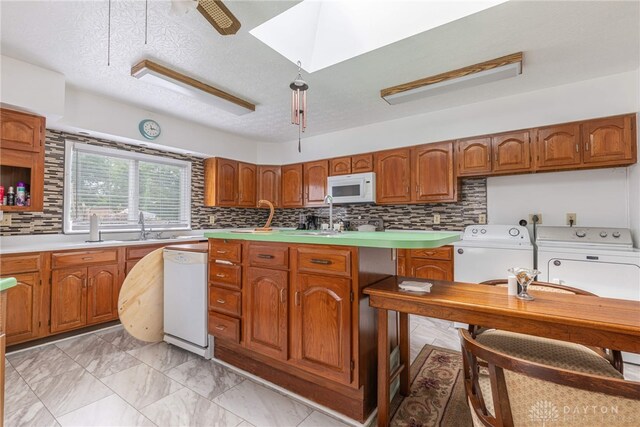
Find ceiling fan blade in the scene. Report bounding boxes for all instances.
[196,0,241,35]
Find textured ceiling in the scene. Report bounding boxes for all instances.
[1,0,639,143]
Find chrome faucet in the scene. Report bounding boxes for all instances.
[324,194,334,231]
[138,211,147,240]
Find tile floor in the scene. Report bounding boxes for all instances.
[5,317,640,427]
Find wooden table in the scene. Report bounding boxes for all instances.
[364,277,640,427]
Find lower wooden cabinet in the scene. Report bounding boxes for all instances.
[51,268,87,333]
[291,273,352,384]
[5,272,41,345]
[401,246,454,281]
[87,264,119,325]
[245,267,288,360]
[410,259,453,281]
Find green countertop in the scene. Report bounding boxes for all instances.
[204,230,461,249]
[0,277,17,292]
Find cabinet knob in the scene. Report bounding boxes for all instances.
[216,299,226,304]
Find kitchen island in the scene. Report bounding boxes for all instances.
[204,230,459,422]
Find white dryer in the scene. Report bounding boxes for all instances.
[453,225,533,283]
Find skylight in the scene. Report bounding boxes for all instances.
[250,0,509,73]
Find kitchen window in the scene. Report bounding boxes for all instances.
[64,141,191,233]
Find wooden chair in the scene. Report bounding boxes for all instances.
[459,329,640,427]
[469,279,624,374]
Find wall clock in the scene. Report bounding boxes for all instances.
[139,119,161,140]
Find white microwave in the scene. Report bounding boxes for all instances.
[327,172,376,204]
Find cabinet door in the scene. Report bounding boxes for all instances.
[51,268,87,333]
[351,153,373,173]
[410,259,453,281]
[281,164,304,208]
[582,116,635,165]
[0,109,44,153]
[535,124,581,170]
[217,158,239,206]
[87,264,119,325]
[457,137,492,176]
[492,131,532,173]
[412,142,456,202]
[5,272,41,345]
[292,274,352,384]
[257,166,281,207]
[329,157,351,176]
[303,160,329,206]
[374,148,411,204]
[238,162,257,207]
[246,267,288,360]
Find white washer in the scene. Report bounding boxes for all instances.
[537,226,640,364]
[454,225,533,283]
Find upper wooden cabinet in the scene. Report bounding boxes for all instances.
[303,160,329,206]
[492,131,532,173]
[411,142,457,203]
[257,165,281,207]
[330,157,352,176]
[351,153,373,173]
[457,137,492,176]
[237,162,257,207]
[0,108,46,212]
[535,124,581,170]
[0,109,44,153]
[281,163,304,208]
[375,148,411,204]
[582,115,635,165]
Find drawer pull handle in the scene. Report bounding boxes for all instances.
[257,254,275,259]
[215,325,226,331]
[310,258,332,265]
[82,257,94,261]
[280,288,286,303]
[216,299,226,304]
[216,273,226,278]
[216,250,227,254]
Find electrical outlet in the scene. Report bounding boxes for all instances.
[478,214,487,224]
[0,213,12,226]
[209,215,216,225]
[433,213,441,225]
[529,213,543,224]
[566,213,577,226]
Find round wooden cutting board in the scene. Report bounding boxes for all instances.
[118,248,164,342]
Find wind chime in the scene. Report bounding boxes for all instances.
[290,61,308,153]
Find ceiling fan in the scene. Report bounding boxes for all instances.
[170,0,241,35]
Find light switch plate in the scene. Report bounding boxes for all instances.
[433,213,441,225]
[209,215,216,225]
[566,213,577,225]
[478,214,487,224]
[0,213,11,226]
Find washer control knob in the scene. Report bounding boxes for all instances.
[576,230,586,238]
[457,249,464,254]
[599,231,608,238]
[508,227,520,237]
[472,229,478,234]
[480,229,487,234]
[554,260,561,266]
[613,232,621,238]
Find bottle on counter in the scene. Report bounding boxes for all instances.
[6,186,15,206]
[0,186,4,205]
[16,182,26,206]
[26,192,31,207]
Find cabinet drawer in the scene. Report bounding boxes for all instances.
[0,253,41,274]
[209,240,242,263]
[126,245,163,260]
[209,263,242,289]
[297,247,351,277]
[248,244,288,269]
[410,246,452,260]
[209,287,241,316]
[52,249,118,269]
[208,312,240,343]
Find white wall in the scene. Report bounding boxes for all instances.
[258,70,639,164]
[628,116,640,247]
[0,55,65,119]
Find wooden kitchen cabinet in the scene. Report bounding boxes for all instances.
[87,264,119,325]
[375,148,411,204]
[292,273,352,384]
[204,158,258,207]
[209,239,244,343]
[216,158,239,206]
[582,115,636,165]
[51,268,87,333]
[257,165,281,207]
[535,124,582,170]
[330,156,352,176]
[0,108,45,212]
[491,131,532,173]
[401,246,454,281]
[411,141,457,202]
[457,137,492,176]
[246,267,288,360]
[351,153,373,173]
[4,272,41,345]
[281,163,304,208]
[303,160,329,206]
[238,162,257,207]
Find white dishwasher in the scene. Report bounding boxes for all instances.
[163,244,211,358]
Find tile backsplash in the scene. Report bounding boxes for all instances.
[1,130,486,236]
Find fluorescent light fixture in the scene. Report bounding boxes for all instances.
[250,0,509,73]
[381,52,523,104]
[131,60,255,115]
